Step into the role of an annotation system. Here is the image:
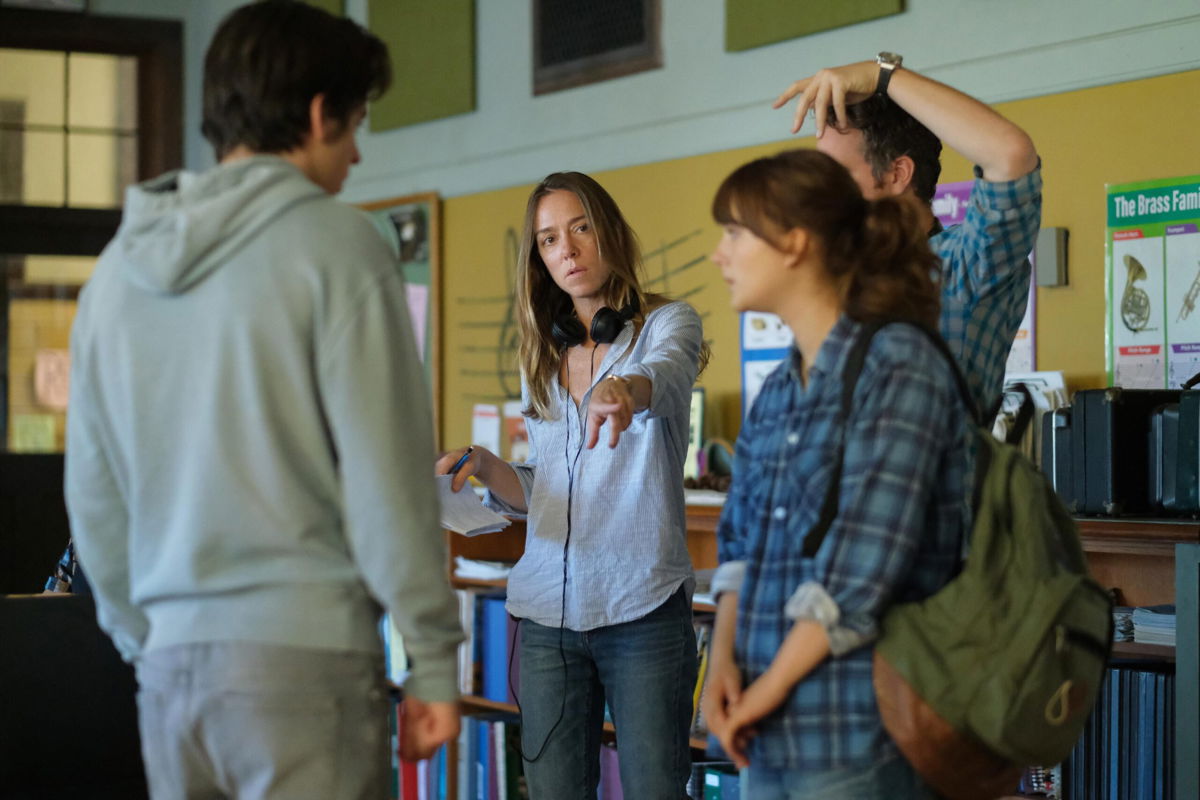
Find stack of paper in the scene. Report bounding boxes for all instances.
[1113,606,1134,642]
[693,567,716,607]
[453,557,513,581]
[1132,605,1176,646]
[437,475,510,536]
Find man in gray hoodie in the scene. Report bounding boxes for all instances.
[64,2,462,797]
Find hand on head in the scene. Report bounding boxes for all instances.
[772,60,877,137]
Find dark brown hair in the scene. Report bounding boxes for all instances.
[844,95,943,205]
[201,0,391,160]
[712,148,940,328]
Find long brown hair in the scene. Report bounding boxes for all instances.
[711,149,940,328]
[516,172,707,420]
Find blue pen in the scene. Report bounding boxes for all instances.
[448,446,475,476]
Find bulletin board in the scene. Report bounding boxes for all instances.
[359,193,442,442]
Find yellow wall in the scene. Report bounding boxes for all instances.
[440,68,1200,450]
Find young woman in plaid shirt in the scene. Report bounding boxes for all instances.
[704,149,971,799]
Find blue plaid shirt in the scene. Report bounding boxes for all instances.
[934,163,1042,417]
[716,316,971,771]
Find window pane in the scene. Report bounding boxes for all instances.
[3,255,78,454]
[67,132,136,207]
[3,130,66,206]
[24,255,96,285]
[0,48,66,127]
[68,52,138,131]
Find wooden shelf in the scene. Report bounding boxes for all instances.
[450,577,509,591]
[460,695,708,750]
[1073,517,1195,607]
[1110,641,1175,662]
[1076,517,1200,557]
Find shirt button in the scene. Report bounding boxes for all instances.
[773,506,786,520]
[787,432,800,445]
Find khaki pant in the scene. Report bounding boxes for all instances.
[135,642,390,800]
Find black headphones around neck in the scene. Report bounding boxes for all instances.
[551,293,641,348]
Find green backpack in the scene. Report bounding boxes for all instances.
[811,321,1113,800]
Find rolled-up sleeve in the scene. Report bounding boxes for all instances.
[711,560,746,598]
[949,161,1042,298]
[802,342,959,656]
[483,462,535,519]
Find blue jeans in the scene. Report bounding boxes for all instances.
[516,587,697,800]
[742,753,938,800]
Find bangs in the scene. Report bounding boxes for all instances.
[711,158,780,246]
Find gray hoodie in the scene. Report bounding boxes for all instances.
[65,156,462,703]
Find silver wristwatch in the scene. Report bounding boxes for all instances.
[875,52,903,96]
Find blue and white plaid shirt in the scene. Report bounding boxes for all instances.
[715,316,971,771]
[934,163,1042,416]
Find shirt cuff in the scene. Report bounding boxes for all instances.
[482,489,528,519]
[481,462,535,518]
[784,581,877,657]
[711,560,746,597]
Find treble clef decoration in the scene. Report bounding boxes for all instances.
[1121,254,1151,332]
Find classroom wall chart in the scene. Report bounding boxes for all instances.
[1106,174,1200,388]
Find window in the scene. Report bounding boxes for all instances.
[0,7,181,451]
[533,0,662,95]
[0,48,138,208]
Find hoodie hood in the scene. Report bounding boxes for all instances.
[112,156,326,294]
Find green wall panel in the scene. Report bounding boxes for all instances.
[368,0,475,132]
[725,0,903,52]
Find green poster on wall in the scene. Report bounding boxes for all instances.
[1106,175,1200,388]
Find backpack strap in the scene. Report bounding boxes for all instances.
[801,320,884,557]
[1002,383,1036,445]
[801,319,981,558]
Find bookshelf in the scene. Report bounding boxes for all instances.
[1073,518,1198,800]
[445,509,1199,798]
[443,503,722,798]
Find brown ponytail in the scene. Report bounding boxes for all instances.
[712,149,941,328]
[834,195,941,328]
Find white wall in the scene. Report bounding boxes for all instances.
[91,0,243,171]
[101,0,1200,199]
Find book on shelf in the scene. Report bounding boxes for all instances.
[599,743,623,800]
[1132,604,1176,647]
[460,716,525,800]
[686,761,739,800]
[691,618,713,737]
[1060,663,1174,800]
[479,595,519,704]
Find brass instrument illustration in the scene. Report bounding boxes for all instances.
[1121,254,1152,332]
[1179,261,1200,322]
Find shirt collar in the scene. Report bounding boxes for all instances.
[786,314,860,384]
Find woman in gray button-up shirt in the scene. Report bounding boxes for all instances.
[438,171,706,799]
